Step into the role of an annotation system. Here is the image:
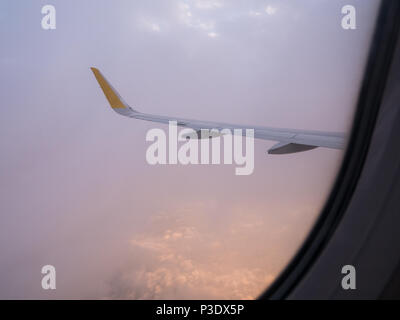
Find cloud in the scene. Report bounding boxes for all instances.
[137,15,163,33]
[150,23,161,32]
[207,32,218,38]
[194,0,223,10]
[177,1,219,37]
[105,204,277,299]
[249,10,262,17]
[265,5,277,15]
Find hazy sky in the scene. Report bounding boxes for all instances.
[0,0,379,299]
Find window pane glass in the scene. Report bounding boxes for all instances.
[0,0,380,299]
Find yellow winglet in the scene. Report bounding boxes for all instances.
[90,67,127,109]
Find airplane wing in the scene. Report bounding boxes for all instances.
[91,67,346,154]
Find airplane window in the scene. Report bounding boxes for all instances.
[0,0,381,299]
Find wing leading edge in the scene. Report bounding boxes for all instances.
[90,67,346,154]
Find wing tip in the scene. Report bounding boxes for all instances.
[90,67,128,110]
